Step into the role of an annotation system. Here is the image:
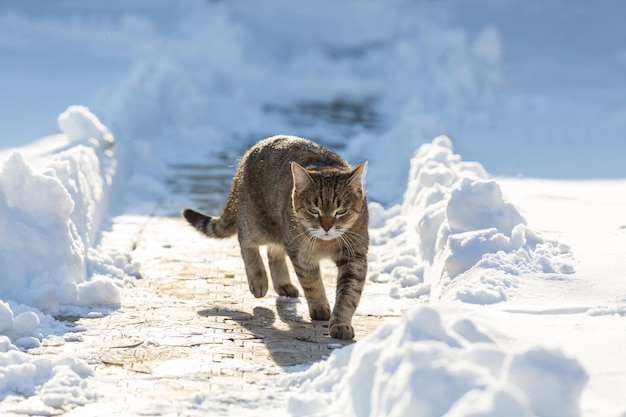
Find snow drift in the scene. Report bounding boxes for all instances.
[287,306,587,417]
[0,106,140,411]
[0,106,133,344]
[369,136,575,303]
[0,338,94,413]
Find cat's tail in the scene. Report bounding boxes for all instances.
[182,164,240,238]
[182,207,237,238]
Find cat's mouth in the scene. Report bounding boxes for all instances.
[310,227,343,241]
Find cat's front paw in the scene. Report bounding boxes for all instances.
[277,283,299,298]
[329,321,355,340]
[248,280,268,298]
[309,304,331,321]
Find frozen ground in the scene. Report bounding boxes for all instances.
[1,1,625,416]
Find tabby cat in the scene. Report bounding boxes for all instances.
[182,135,369,340]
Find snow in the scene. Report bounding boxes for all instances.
[368,137,575,304]
[0,106,127,316]
[287,306,587,417]
[0,343,93,414]
[1,0,625,416]
[57,106,115,147]
[0,106,133,411]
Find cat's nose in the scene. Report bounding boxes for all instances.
[320,217,333,232]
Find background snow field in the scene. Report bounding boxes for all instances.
[1,1,625,416]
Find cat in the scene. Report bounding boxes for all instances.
[182,135,369,340]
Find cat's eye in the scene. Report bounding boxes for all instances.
[308,207,320,215]
[335,208,347,216]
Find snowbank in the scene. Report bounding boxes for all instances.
[0,106,126,321]
[0,106,133,338]
[0,106,133,410]
[287,306,587,417]
[369,136,575,303]
[0,337,93,413]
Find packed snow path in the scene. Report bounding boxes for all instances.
[25,163,394,415]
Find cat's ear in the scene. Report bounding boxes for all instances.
[348,161,367,191]
[291,161,313,193]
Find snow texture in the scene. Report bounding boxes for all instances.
[0,107,133,409]
[287,306,587,417]
[369,137,575,304]
[0,106,125,316]
[0,338,94,413]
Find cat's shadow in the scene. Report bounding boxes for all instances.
[197,299,352,368]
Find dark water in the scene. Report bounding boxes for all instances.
[265,96,379,148]
[167,161,236,215]
[168,96,380,214]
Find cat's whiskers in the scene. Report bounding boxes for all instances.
[339,230,358,260]
[343,229,364,245]
[288,228,311,245]
[298,232,318,261]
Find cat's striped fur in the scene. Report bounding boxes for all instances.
[182,135,369,340]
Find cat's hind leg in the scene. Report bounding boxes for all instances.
[240,245,269,298]
[266,245,299,298]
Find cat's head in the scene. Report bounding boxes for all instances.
[291,161,367,241]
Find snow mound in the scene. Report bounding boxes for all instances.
[587,303,626,317]
[369,136,575,303]
[0,106,130,343]
[0,106,133,410]
[0,339,94,413]
[287,306,587,417]
[58,105,114,147]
